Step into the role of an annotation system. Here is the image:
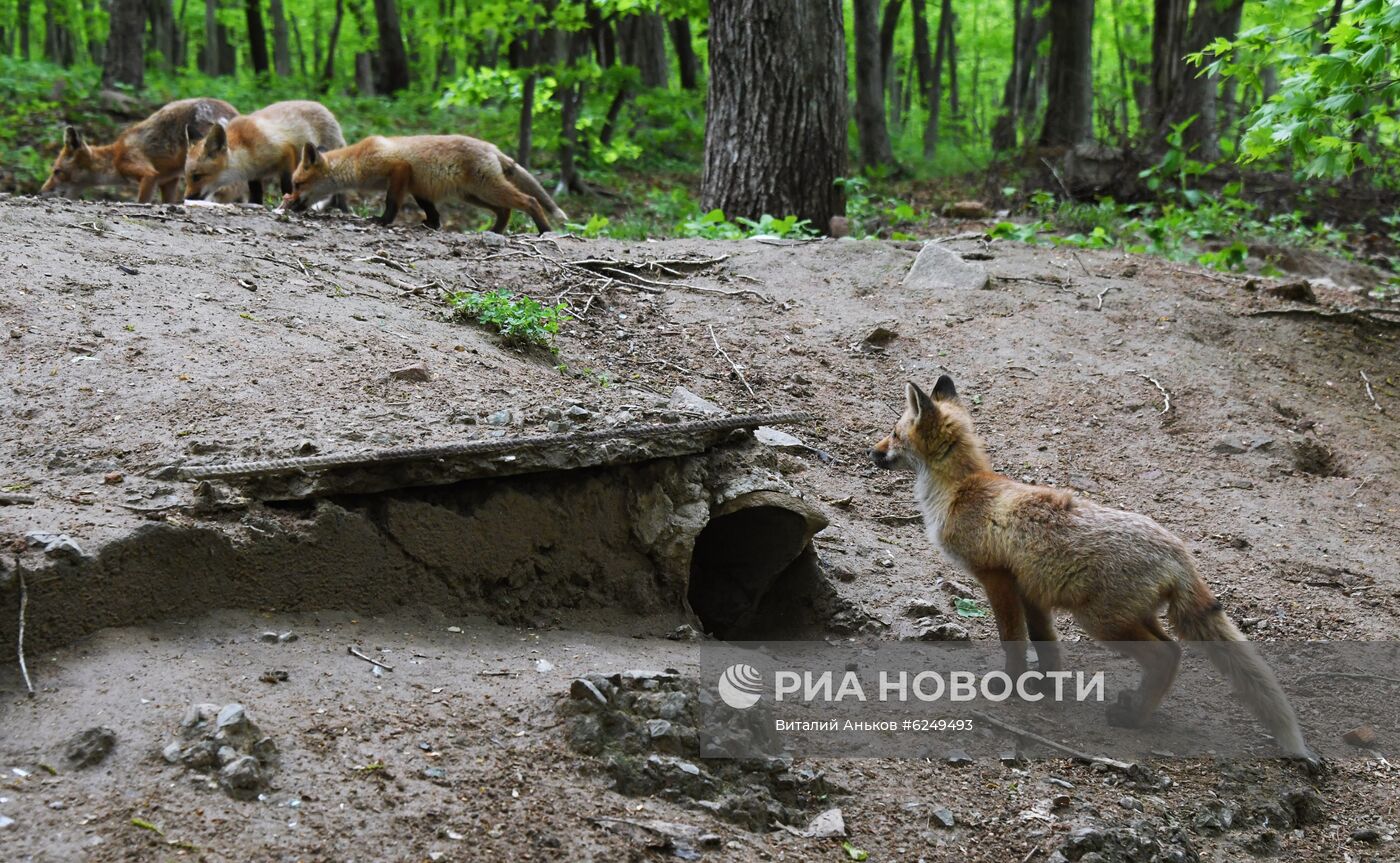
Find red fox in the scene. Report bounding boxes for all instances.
[870,377,1315,763]
[281,135,567,233]
[184,100,346,207]
[40,98,238,203]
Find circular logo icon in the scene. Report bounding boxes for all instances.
[717,663,763,710]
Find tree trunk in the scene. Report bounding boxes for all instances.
[355,51,377,95]
[518,72,536,167]
[44,1,76,65]
[911,0,933,98]
[147,0,177,70]
[1177,0,1244,159]
[669,17,699,90]
[269,0,292,75]
[992,0,1045,151]
[18,0,30,60]
[321,0,345,89]
[944,0,958,115]
[372,0,410,93]
[1148,0,1189,135]
[1038,0,1094,147]
[702,0,847,230]
[246,0,270,74]
[879,0,904,91]
[854,0,895,169]
[102,0,145,89]
[922,0,951,157]
[620,12,669,89]
[555,30,591,195]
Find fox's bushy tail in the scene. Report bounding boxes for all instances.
[498,153,567,225]
[1168,572,1314,761]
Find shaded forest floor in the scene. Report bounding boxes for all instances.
[0,195,1397,861]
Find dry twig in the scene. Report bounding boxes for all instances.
[1360,370,1383,412]
[347,646,394,672]
[707,325,757,400]
[1135,372,1172,414]
[973,710,1136,772]
[1095,285,1116,311]
[17,565,34,697]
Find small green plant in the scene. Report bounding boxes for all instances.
[954,597,988,619]
[445,289,567,349]
[677,209,818,240]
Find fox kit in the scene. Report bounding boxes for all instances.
[282,134,567,233]
[40,98,237,203]
[184,100,346,207]
[871,377,1314,763]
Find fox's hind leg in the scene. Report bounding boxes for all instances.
[159,178,180,204]
[1099,617,1181,728]
[1022,599,1062,696]
[413,196,441,230]
[488,207,511,233]
[332,194,349,213]
[248,179,264,206]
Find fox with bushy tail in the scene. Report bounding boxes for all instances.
[870,375,1314,764]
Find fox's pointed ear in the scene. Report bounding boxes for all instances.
[301,142,319,166]
[184,124,200,147]
[932,374,958,401]
[204,123,227,154]
[906,381,937,422]
[63,125,85,151]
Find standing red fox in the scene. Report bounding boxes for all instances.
[281,134,567,233]
[870,376,1315,763]
[184,100,347,207]
[40,98,238,203]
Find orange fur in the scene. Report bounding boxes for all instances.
[41,99,237,203]
[871,376,1314,762]
[184,100,345,204]
[284,134,567,233]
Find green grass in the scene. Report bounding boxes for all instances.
[445,289,567,350]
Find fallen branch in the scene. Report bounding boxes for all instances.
[1246,307,1400,328]
[1297,671,1400,687]
[972,710,1136,772]
[934,231,988,244]
[0,493,37,505]
[708,325,757,400]
[347,646,394,672]
[17,565,34,697]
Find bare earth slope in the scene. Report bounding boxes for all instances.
[0,196,1397,861]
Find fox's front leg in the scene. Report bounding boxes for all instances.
[379,164,412,227]
[975,568,1029,680]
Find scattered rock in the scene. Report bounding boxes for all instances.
[666,624,703,642]
[24,531,84,559]
[945,200,992,220]
[535,658,555,673]
[388,363,432,382]
[0,815,13,830]
[102,471,124,484]
[1264,281,1318,304]
[909,619,970,642]
[1211,435,1273,455]
[945,749,973,766]
[828,216,851,238]
[63,726,116,769]
[939,579,977,599]
[860,324,898,350]
[668,386,723,415]
[803,807,846,838]
[259,669,289,684]
[569,677,612,706]
[930,806,956,828]
[1343,724,1377,747]
[278,631,297,643]
[483,409,517,426]
[1280,787,1325,827]
[754,427,808,453]
[1242,829,1281,856]
[258,631,280,643]
[218,755,264,800]
[565,405,593,421]
[903,242,991,291]
[1350,828,1381,843]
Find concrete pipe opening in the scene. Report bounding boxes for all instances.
[687,491,827,640]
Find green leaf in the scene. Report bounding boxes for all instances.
[842,841,870,861]
[954,597,987,619]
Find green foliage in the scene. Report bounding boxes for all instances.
[676,209,818,240]
[445,289,567,349]
[1199,0,1400,179]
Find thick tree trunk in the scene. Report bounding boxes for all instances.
[911,0,933,99]
[1148,0,1189,135]
[1177,0,1244,158]
[321,0,345,89]
[102,0,145,89]
[270,0,292,76]
[355,52,377,95]
[620,12,669,89]
[372,0,410,93]
[1038,0,1094,147]
[702,0,846,230]
[203,0,235,76]
[44,1,76,66]
[555,30,592,195]
[246,0,270,74]
[854,0,895,169]
[669,17,699,90]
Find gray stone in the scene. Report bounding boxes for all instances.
[483,409,516,426]
[646,719,673,739]
[388,363,432,382]
[162,742,183,763]
[278,631,297,643]
[422,766,447,780]
[24,531,84,559]
[215,704,249,732]
[218,755,265,799]
[181,703,219,732]
[754,427,807,453]
[217,745,239,766]
[930,806,956,828]
[258,631,280,643]
[804,807,846,838]
[1350,828,1381,843]
[945,749,973,766]
[565,405,592,420]
[668,386,723,415]
[903,241,990,291]
[0,815,14,830]
[63,726,116,768]
[913,620,970,642]
[569,678,610,707]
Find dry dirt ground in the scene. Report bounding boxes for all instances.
[0,194,1398,862]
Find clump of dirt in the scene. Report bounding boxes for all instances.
[1291,437,1346,477]
[560,668,841,830]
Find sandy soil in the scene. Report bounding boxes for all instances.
[1,194,1398,861]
